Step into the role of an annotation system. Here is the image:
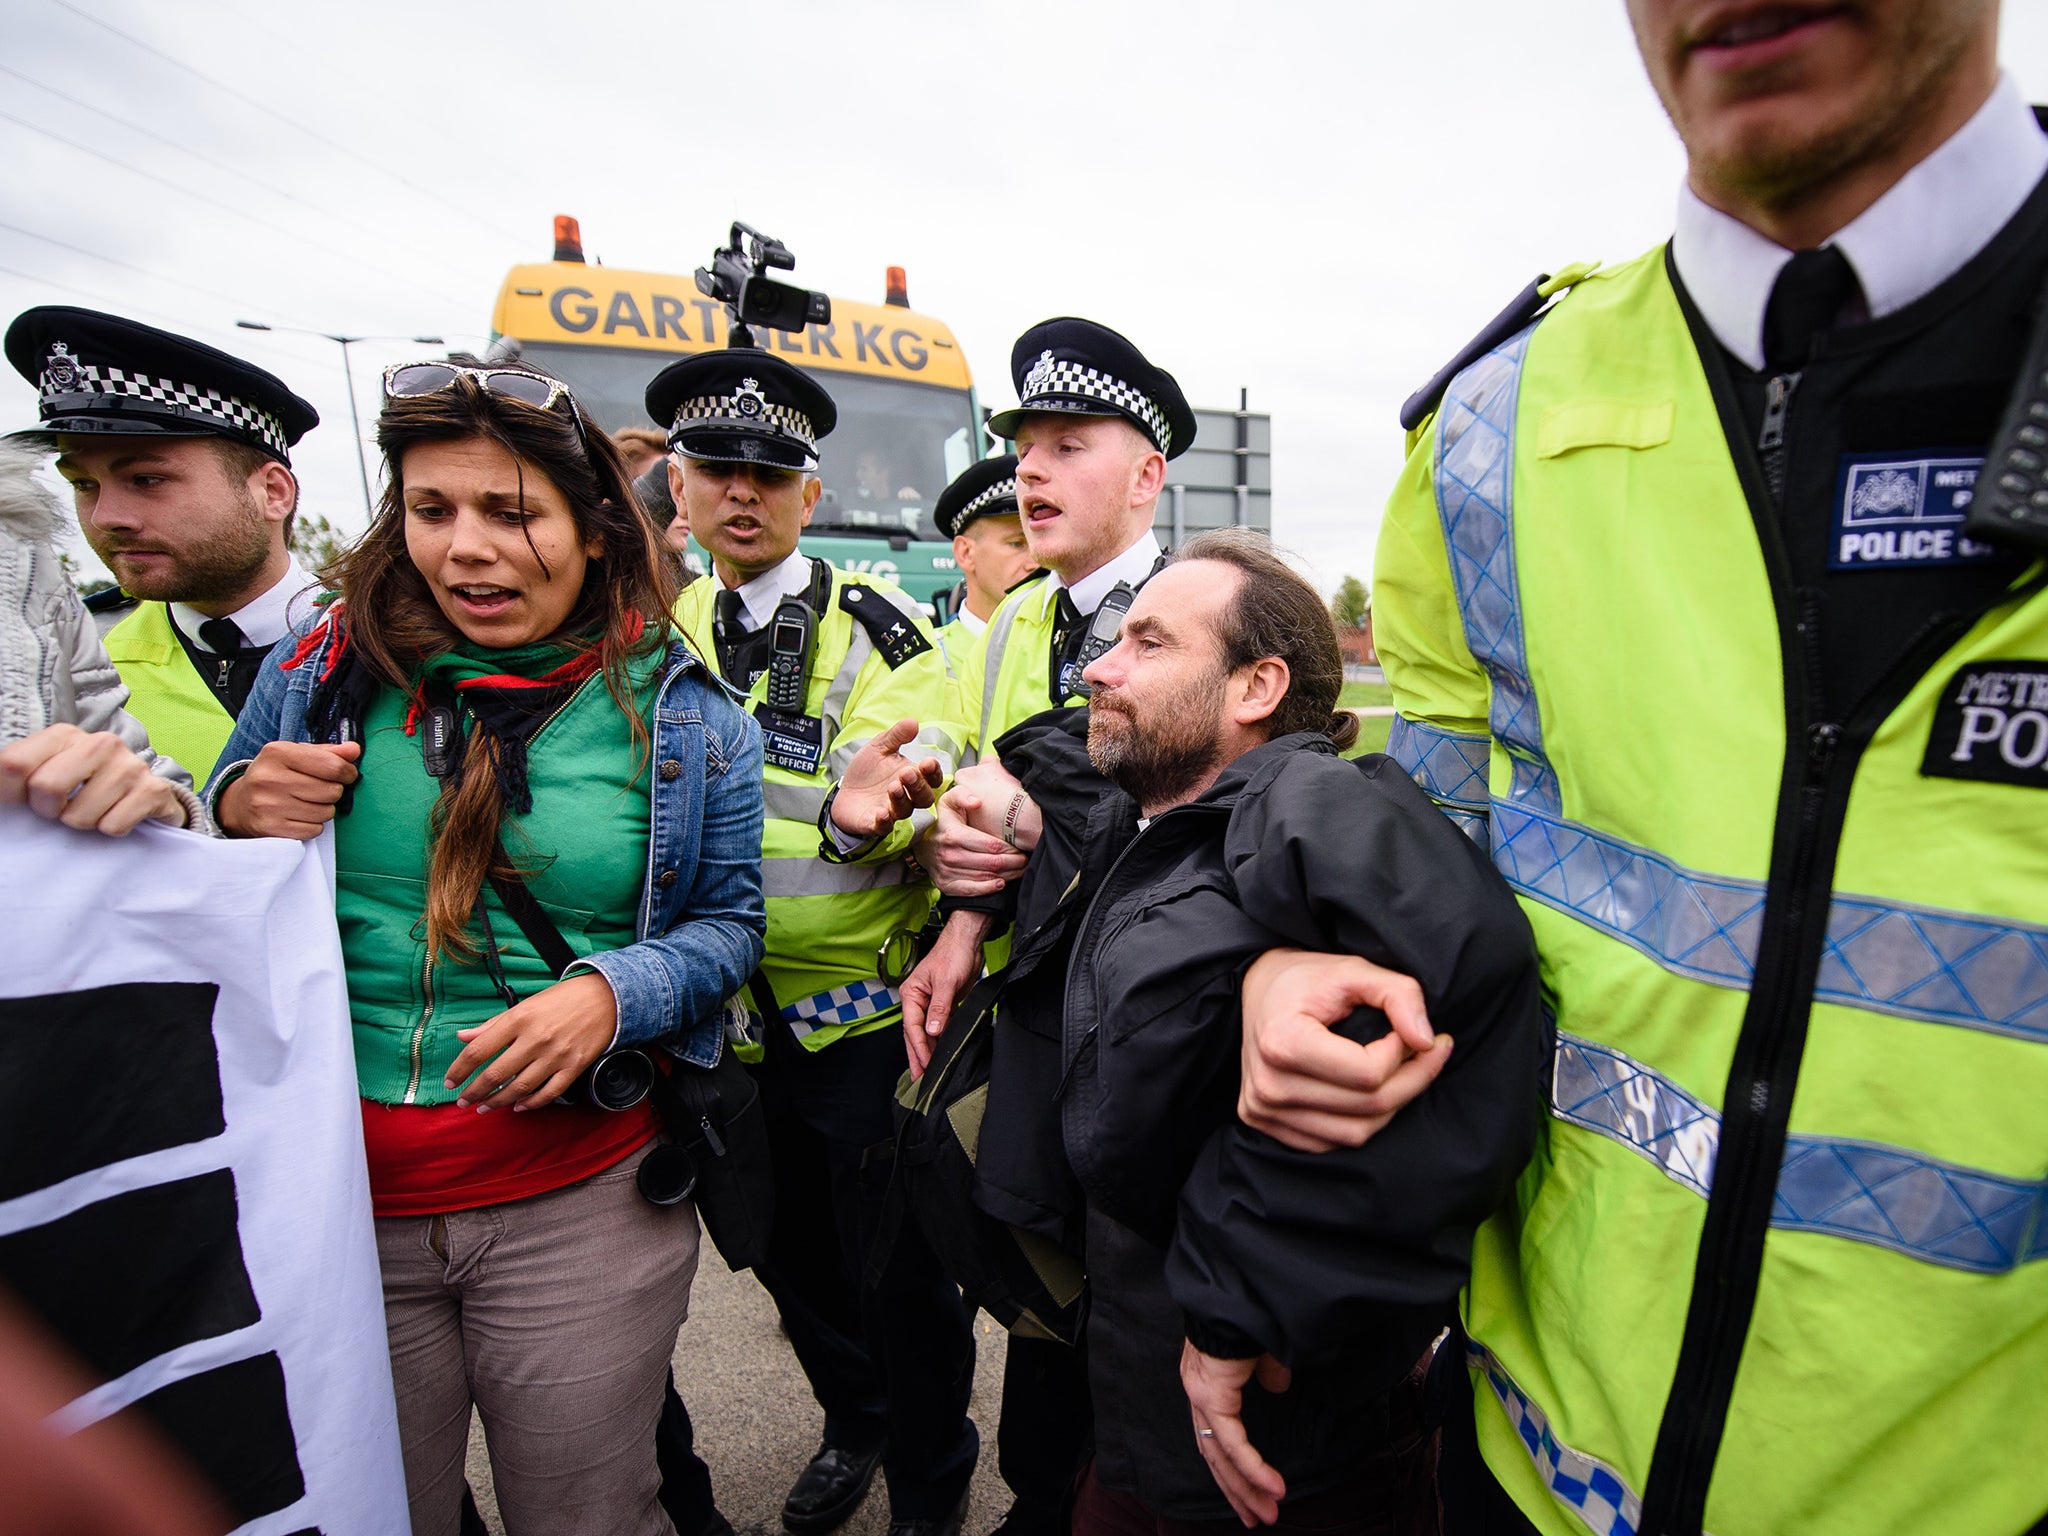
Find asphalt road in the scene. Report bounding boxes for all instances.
[464,1246,1015,1535]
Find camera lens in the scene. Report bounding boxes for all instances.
[636,1144,698,1206]
[583,1049,655,1111]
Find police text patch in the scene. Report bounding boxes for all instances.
[1830,452,1998,571]
[754,705,825,777]
[1920,660,2048,789]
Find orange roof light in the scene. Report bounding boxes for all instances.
[885,266,909,308]
[554,215,586,264]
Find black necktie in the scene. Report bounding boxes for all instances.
[1762,246,1862,373]
[197,616,246,654]
[1049,589,1084,704]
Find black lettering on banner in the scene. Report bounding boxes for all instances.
[809,322,841,359]
[754,705,825,777]
[889,328,928,370]
[0,1171,258,1382]
[122,1352,306,1524]
[1921,659,2048,788]
[652,294,691,341]
[0,982,223,1200]
[853,320,888,365]
[549,287,597,334]
[775,327,805,355]
[692,299,722,341]
[604,292,651,338]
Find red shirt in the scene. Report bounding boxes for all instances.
[361,1095,659,1218]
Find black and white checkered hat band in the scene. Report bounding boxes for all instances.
[1020,361,1169,450]
[39,359,289,457]
[961,477,1018,520]
[668,393,816,450]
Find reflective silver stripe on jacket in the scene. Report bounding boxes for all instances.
[1468,1337,1644,1536]
[1388,716,1491,846]
[1554,1031,2048,1272]
[970,591,1030,766]
[1430,327,2048,1045]
[761,854,914,899]
[763,781,832,823]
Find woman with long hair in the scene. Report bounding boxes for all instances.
[206,360,765,1536]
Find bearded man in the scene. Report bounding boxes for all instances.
[973,529,1542,1535]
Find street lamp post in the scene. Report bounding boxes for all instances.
[236,322,444,519]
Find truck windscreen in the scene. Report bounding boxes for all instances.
[509,340,978,543]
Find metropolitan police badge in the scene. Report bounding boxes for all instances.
[43,342,79,394]
[1023,350,1057,398]
[733,377,767,420]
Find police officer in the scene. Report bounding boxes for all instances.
[1236,5,2048,1534]
[932,454,1037,638]
[647,348,979,1536]
[4,307,320,783]
[899,318,1194,1536]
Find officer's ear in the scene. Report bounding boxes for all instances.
[1125,431,1167,509]
[800,472,821,524]
[251,458,297,526]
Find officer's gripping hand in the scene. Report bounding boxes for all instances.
[217,740,361,840]
[833,717,943,839]
[1238,948,1451,1153]
[0,723,190,836]
[901,909,995,1078]
[916,761,1030,896]
[447,972,618,1113]
[1181,1340,1290,1526]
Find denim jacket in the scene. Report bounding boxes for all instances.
[206,612,766,1067]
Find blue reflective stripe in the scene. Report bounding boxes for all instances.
[1499,798,2048,1045]
[1388,716,1491,811]
[783,977,900,1037]
[1433,327,1556,813]
[1555,1033,2048,1273]
[1468,1337,1643,1536]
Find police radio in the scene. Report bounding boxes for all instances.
[765,593,815,713]
[1966,270,2048,556]
[1065,582,1139,699]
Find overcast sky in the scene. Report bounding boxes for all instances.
[6,1,2046,591]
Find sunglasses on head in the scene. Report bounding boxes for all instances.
[382,362,588,434]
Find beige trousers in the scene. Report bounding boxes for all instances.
[375,1152,700,1536]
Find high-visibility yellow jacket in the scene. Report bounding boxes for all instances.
[99,601,234,783]
[1378,247,2048,1535]
[952,570,1074,761]
[675,566,961,1052]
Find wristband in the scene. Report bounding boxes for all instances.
[1000,790,1026,849]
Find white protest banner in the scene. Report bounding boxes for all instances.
[0,807,406,1535]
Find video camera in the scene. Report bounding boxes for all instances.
[695,222,831,348]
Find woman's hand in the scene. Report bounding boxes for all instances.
[217,740,361,840]
[446,971,619,1112]
[0,724,189,835]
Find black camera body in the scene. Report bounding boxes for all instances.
[695,222,832,348]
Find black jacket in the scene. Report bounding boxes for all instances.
[1041,732,1545,1515]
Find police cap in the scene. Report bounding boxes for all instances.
[645,349,837,472]
[985,317,1195,460]
[5,305,318,464]
[933,454,1020,539]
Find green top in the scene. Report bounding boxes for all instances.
[334,643,661,1104]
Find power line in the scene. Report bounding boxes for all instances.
[0,62,485,294]
[0,218,325,329]
[0,256,332,372]
[0,109,480,313]
[47,0,528,247]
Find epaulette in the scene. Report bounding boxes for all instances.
[839,580,933,669]
[1399,262,1600,431]
[82,585,137,615]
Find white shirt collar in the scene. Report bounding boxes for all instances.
[720,547,814,632]
[170,557,318,652]
[1672,73,2048,371]
[1042,530,1164,620]
[953,605,989,638]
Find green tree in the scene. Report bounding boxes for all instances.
[1329,574,1370,629]
[290,509,351,575]
[60,548,115,599]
